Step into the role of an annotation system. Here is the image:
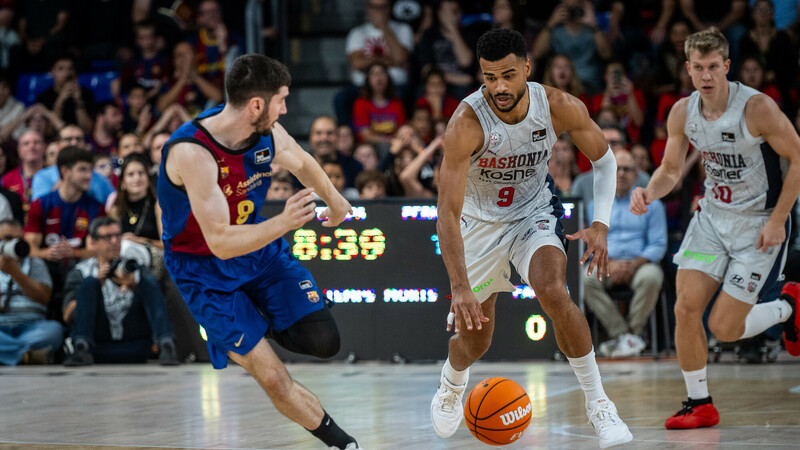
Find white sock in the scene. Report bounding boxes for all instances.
[740,299,793,340]
[566,348,607,406]
[682,367,709,400]
[442,358,469,386]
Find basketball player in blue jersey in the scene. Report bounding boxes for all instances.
[631,28,800,429]
[431,29,632,448]
[157,54,360,450]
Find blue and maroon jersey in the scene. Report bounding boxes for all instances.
[24,191,106,249]
[158,104,276,256]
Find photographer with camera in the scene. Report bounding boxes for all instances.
[532,0,611,94]
[62,217,178,366]
[0,219,62,365]
[590,61,646,144]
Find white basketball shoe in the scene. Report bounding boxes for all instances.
[431,373,467,438]
[586,398,633,448]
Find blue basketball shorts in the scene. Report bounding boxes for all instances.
[164,238,325,369]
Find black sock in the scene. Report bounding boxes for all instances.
[307,411,357,448]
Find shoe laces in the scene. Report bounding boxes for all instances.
[437,383,463,413]
[588,402,620,431]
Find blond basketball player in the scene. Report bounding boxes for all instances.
[630,28,800,429]
[431,29,632,448]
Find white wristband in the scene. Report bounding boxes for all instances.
[591,147,616,227]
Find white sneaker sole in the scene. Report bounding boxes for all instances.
[430,394,462,438]
[599,428,633,448]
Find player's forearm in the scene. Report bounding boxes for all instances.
[646,165,682,200]
[207,219,291,260]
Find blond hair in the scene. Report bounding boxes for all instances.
[685,27,729,60]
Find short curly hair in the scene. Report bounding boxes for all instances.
[476,29,527,62]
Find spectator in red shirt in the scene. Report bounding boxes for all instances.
[89,102,124,156]
[2,129,45,211]
[738,56,782,106]
[157,41,223,117]
[353,62,406,144]
[414,67,459,121]
[185,0,241,92]
[590,61,646,143]
[119,21,170,102]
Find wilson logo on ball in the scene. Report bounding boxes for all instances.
[499,403,532,426]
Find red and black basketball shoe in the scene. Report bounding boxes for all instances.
[665,397,720,429]
[781,282,800,357]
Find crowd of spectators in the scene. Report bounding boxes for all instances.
[1,0,800,364]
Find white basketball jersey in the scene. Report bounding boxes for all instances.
[461,82,560,222]
[685,81,785,214]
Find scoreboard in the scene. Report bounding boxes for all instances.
[259,198,584,362]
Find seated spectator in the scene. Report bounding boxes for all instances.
[584,150,666,358]
[381,128,438,197]
[157,41,223,117]
[89,102,124,156]
[0,147,22,223]
[266,172,296,201]
[590,62,646,144]
[118,21,170,102]
[409,107,433,144]
[414,67,460,121]
[109,155,162,256]
[0,102,63,144]
[92,154,115,187]
[353,142,380,171]
[44,141,59,167]
[415,0,478,98]
[62,217,178,366]
[336,124,356,157]
[2,129,45,211]
[147,130,170,181]
[24,146,106,315]
[186,0,241,93]
[548,134,579,197]
[34,55,95,133]
[631,143,653,175]
[654,19,692,95]
[337,0,413,126]
[322,161,359,201]
[0,219,62,365]
[31,125,115,205]
[0,70,24,136]
[356,169,388,199]
[739,0,796,102]
[353,63,406,144]
[117,133,145,162]
[532,0,611,93]
[654,68,694,143]
[121,85,154,136]
[491,0,535,54]
[309,116,363,188]
[738,56,782,106]
[143,104,191,146]
[542,54,588,107]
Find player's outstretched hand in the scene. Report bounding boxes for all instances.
[281,188,317,230]
[318,198,353,227]
[629,187,653,215]
[566,222,609,280]
[756,219,786,253]
[447,290,489,333]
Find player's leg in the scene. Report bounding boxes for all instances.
[527,246,632,448]
[666,268,720,429]
[267,306,341,358]
[431,294,497,438]
[229,339,359,449]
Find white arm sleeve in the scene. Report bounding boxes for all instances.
[590,147,616,227]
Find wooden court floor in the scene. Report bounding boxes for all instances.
[0,355,798,449]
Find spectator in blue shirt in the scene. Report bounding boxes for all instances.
[585,150,667,358]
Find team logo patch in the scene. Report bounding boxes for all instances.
[254,149,271,164]
[687,121,698,133]
[222,184,233,197]
[75,217,89,231]
[747,282,757,293]
[750,273,762,281]
[532,129,547,142]
[307,291,320,303]
[722,132,735,142]
[299,280,313,290]
[730,274,745,288]
[537,219,550,231]
[489,131,501,146]
[219,165,229,179]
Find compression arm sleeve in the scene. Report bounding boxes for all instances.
[591,147,616,227]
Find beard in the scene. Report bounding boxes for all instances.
[251,108,274,137]
[489,85,526,113]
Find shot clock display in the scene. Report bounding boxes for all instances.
[259,199,584,362]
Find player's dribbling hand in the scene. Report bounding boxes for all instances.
[629,187,652,215]
[566,222,609,280]
[756,219,786,253]
[281,188,317,230]
[318,198,353,228]
[448,290,489,333]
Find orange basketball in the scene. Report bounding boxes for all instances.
[464,377,532,446]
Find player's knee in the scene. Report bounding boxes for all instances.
[462,333,492,360]
[674,300,703,323]
[307,326,340,358]
[708,319,740,342]
[257,368,293,399]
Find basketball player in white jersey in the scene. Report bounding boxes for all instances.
[430,29,632,448]
[631,28,800,429]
